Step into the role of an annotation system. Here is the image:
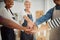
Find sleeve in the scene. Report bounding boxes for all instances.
[48,18,60,29]
[0,7,20,26]
[36,8,53,25]
[0,7,12,19]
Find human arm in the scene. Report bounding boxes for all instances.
[36,8,53,25]
[0,8,31,32]
[0,16,32,31]
[23,15,34,28]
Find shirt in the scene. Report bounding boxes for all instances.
[0,7,20,26]
[36,5,60,25]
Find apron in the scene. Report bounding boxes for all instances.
[20,12,33,40]
[49,7,60,40]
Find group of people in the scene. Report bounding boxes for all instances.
[0,0,60,40]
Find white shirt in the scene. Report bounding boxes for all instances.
[0,7,20,26]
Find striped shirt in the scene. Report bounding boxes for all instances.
[49,18,60,29]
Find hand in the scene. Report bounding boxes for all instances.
[22,27,32,34]
[27,24,38,34]
[25,28,33,34]
[23,24,38,34]
[31,25,38,33]
[27,22,34,29]
[25,29,38,34]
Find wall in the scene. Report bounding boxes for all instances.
[45,0,55,13]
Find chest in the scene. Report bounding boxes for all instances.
[52,9,60,19]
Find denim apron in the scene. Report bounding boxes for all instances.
[20,14,33,40]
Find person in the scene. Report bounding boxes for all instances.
[35,0,60,40]
[1,0,16,40]
[19,0,35,40]
[0,0,31,40]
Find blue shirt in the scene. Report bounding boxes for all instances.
[36,5,60,25]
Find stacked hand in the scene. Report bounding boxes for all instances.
[24,23,49,34]
[23,20,49,34]
[24,24,38,34]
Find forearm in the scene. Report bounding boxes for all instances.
[23,16,33,22]
[0,17,26,30]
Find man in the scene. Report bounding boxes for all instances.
[0,0,31,40]
[19,0,35,40]
[36,0,60,40]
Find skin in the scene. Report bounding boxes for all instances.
[4,0,14,9]
[0,17,26,30]
[54,0,60,6]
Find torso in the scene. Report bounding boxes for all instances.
[49,7,60,40]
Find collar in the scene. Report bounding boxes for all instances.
[55,5,60,10]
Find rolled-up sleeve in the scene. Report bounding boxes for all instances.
[36,8,53,25]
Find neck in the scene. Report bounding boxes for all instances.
[55,5,60,10]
